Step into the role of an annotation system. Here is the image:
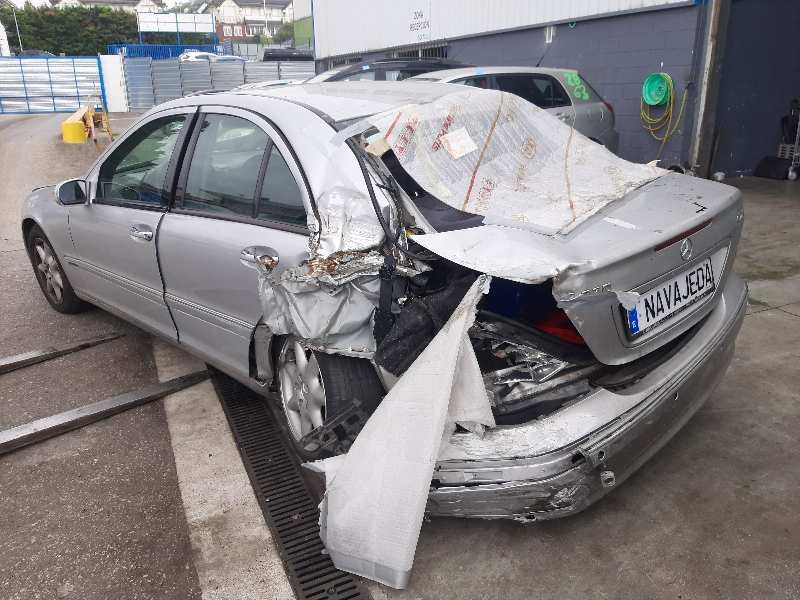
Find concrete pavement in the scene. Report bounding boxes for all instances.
[0,114,202,600]
[366,178,800,600]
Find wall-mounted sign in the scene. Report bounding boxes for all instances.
[409,3,431,42]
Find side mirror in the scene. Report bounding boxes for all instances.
[56,179,87,205]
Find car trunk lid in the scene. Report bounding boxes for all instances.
[411,173,743,365]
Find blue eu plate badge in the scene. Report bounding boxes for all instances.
[627,308,640,335]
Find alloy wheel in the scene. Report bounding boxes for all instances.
[33,238,64,305]
[278,339,327,450]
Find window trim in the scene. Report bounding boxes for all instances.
[172,105,311,234]
[88,107,198,213]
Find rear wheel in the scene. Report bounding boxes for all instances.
[276,337,384,461]
[27,225,88,314]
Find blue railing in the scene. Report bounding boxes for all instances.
[107,43,222,60]
[0,56,106,114]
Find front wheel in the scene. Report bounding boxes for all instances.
[27,224,88,314]
[276,337,384,461]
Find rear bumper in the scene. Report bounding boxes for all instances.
[426,274,747,521]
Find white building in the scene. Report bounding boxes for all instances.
[0,19,10,57]
[204,0,292,37]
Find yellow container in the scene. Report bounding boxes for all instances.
[61,107,91,144]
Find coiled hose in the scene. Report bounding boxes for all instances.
[640,73,689,159]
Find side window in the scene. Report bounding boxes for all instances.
[532,75,571,108]
[454,75,492,89]
[97,115,186,207]
[385,69,423,81]
[494,74,571,109]
[182,114,268,217]
[257,145,306,226]
[343,70,376,81]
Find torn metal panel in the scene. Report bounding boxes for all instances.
[310,186,388,258]
[307,276,494,589]
[368,88,665,235]
[258,271,380,356]
[256,247,424,355]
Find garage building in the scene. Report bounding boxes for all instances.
[307,0,800,178]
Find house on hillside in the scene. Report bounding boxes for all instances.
[53,0,165,13]
[201,0,292,40]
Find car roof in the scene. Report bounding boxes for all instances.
[413,66,577,80]
[360,57,465,67]
[226,80,466,124]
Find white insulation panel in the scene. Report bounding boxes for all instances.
[312,0,691,58]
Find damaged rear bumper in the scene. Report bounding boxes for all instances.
[427,274,748,521]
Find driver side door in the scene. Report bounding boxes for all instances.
[64,107,195,338]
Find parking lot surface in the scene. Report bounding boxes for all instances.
[1,113,798,600]
[0,114,201,600]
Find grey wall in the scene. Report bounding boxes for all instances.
[713,0,800,176]
[447,6,704,165]
[351,6,704,165]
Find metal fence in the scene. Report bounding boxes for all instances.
[108,44,220,60]
[0,57,106,114]
[123,57,315,111]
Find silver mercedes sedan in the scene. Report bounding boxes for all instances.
[21,81,747,521]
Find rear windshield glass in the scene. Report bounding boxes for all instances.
[559,71,602,103]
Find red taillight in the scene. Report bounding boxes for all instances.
[534,309,586,345]
[603,100,614,114]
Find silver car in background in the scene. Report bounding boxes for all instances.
[20,81,745,521]
[413,66,619,153]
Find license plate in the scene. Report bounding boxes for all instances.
[626,258,715,337]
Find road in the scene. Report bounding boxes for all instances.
[1,113,799,600]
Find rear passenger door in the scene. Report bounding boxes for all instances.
[158,107,311,380]
[493,73,574,123]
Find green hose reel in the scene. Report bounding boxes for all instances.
[642,72,673,107]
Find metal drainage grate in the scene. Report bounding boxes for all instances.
[211,370,370,600]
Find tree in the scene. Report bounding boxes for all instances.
[271,20,293,45]
[0,5,138,55]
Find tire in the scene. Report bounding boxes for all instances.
[26,224,89,314]
[276,336,384,461]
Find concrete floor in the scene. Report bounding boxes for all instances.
[0,114,202,600]
[1,113,798,600]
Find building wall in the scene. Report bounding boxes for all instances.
[713,0,800,176]
[0,20,10,57]
[312,0,694,60]
[100,54,128,112]
[350,6,703,166]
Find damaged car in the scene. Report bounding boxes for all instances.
[21,82,746,561]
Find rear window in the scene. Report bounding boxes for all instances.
[559,71,602,103]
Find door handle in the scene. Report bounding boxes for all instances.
[129,224,153,242]
[240,246,279,273]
